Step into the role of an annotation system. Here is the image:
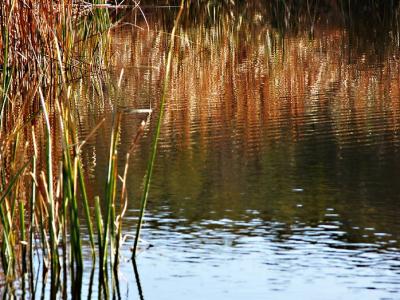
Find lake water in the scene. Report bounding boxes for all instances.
[73,6,400,300]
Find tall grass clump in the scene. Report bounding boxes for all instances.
[0,0,189,295]
[0,0,139,297]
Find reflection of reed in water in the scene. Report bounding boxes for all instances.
[133,260,145,300]
[72,18,400,152]
[106,17,400,157]
[77,11,400,246]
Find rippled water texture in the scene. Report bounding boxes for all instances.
[75,7,400,300]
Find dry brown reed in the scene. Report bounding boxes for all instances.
[0,0,120,295]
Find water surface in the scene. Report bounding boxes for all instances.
[75,7,400,299]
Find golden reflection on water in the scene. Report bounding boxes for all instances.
[75,16,400,243]
[59,10,400,298]
[105,22,400,155]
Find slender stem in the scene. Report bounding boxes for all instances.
[19,201,26,273]
[38,88,59,278]
[132,0,186,257]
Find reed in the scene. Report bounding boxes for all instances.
[4,0,189,280]
[39,87,60,284]
[19,200,26,271]
[0,83,143,294]
[29,130,37,293]
[0,0,141,296]
[132,0,186,257]
[101,112,120,270]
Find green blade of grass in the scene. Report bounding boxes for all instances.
[132,0,186,257]
[38,87,59,277]
[19,201,26,273]
[0,161,29,205]
[101,112,120,269]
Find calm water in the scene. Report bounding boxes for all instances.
[72,7,400,300]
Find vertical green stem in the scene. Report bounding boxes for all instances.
[38,88,59,278]
[29,154,36,294]
[77,160,96,260]
[19,201,26,273]
[132,0,186,257]
[102,113,120,269]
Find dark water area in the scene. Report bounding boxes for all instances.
[70,4,400,299]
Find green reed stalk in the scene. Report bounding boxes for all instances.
[62,145,83,272]
[19,201,26,273]
[0,202,12,274]
[73,158,83,268]
[0,161,28,205]
[94,196,104,252]
[132,0,186,257]
[101,113,120,269]
[114,157,130,270]
[109,154,118,269]
[71,158,83,270]
[8,137,25,255]
[77,160,96,259]
[73,103,104,262]
[58,98,93,268]
[0,0,16,133]
[0,157,28,275]
[71,105,99,260]
[38,88,59,277]
[60,163,68,298]
[29,138,37,293]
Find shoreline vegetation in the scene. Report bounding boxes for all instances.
[0,0,400,297]
[0,1,128,297]
[0,0,184,297]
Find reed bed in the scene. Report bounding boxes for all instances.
[0,0,188,297]
[0,0,127,297]
[3,0,397,297]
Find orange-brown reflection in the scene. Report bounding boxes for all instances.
[74,14,400,241]
[105,21,400,157]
